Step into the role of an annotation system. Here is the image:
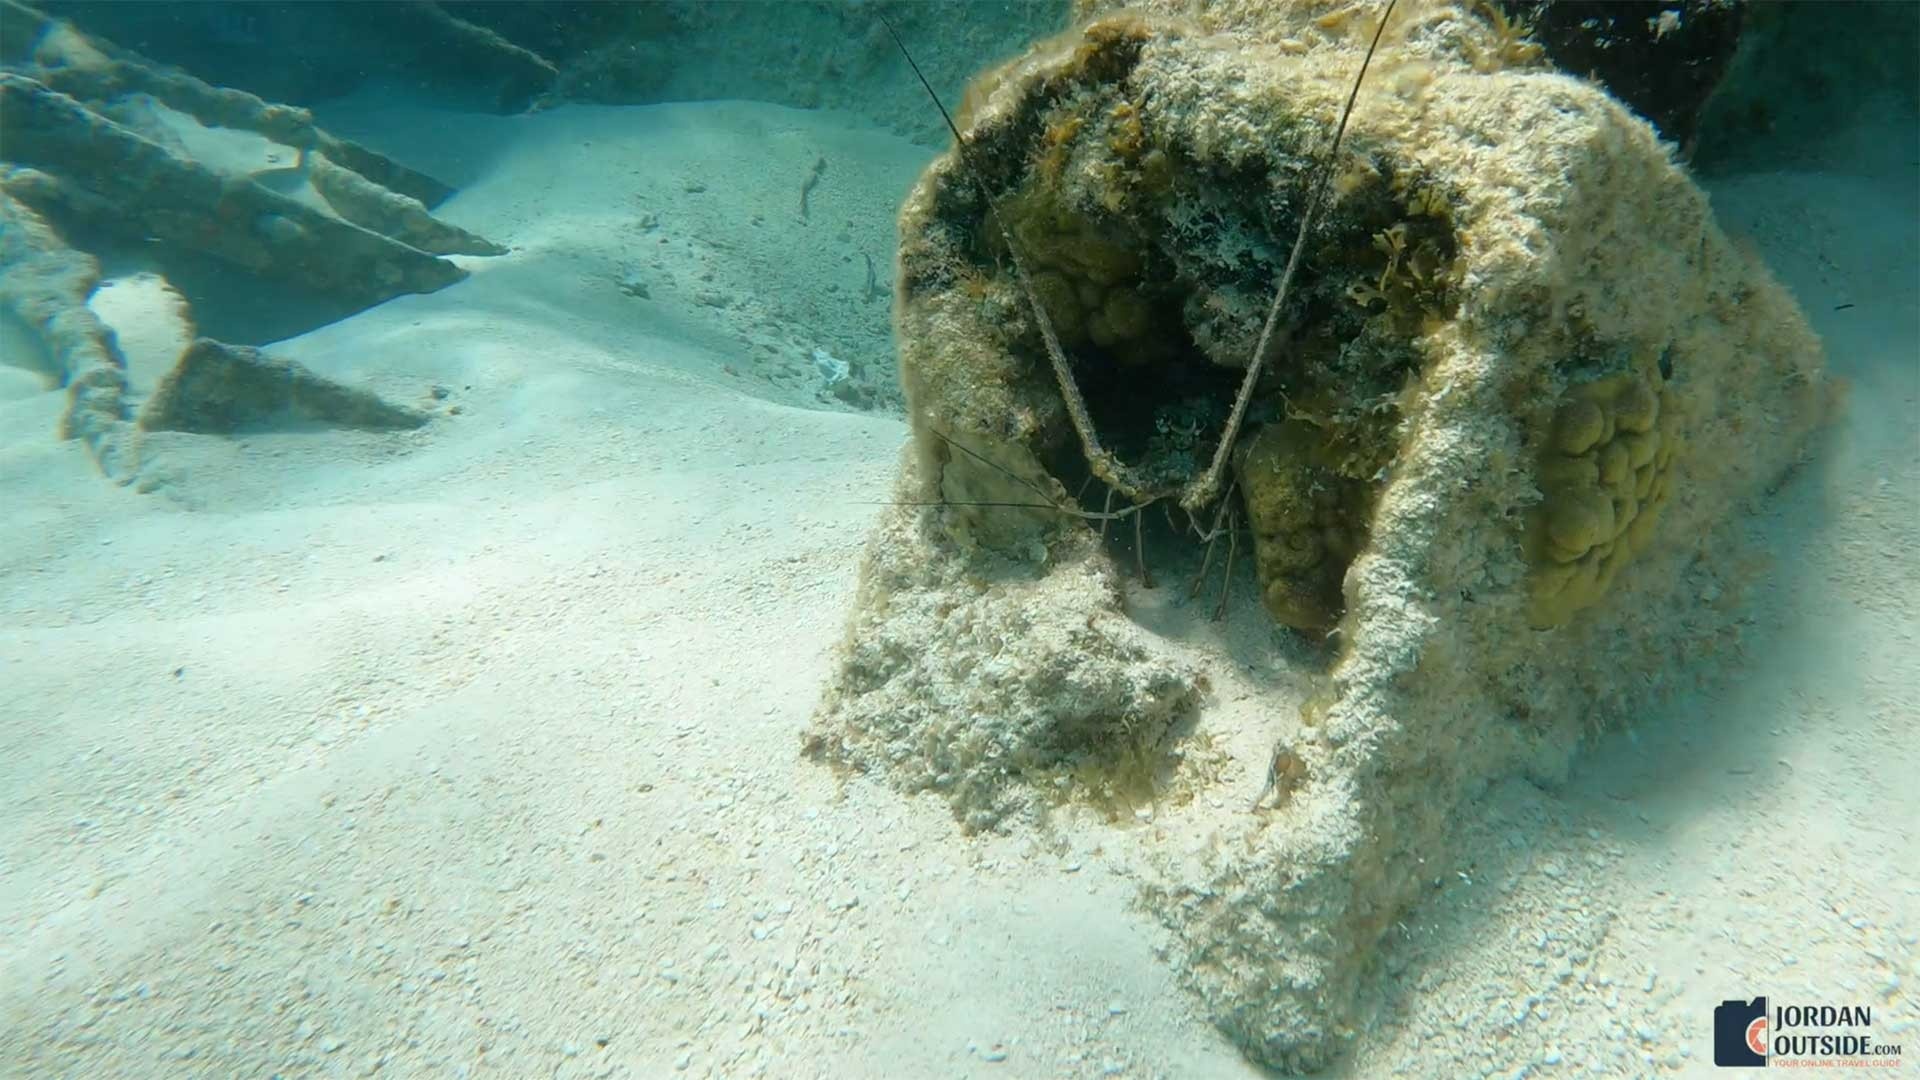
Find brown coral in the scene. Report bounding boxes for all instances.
[1528,366,1683,627]
[1234,418,1380,633]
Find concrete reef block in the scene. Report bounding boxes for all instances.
[805,445,1204,833]
[0,72,467,304]
[0,187,133,478]
[0,0,453,205]
[139,338,429,435]
[308,155,505,258]
[0,1,496,312]
[813,0,1830,1071]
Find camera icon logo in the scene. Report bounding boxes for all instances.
[1715,996,1769,1067]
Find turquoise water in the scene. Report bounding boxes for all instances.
[1,3,1915,1077]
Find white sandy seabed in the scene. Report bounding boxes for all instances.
[1,94,1915,1080]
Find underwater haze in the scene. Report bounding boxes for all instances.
[1,2,1915,1077]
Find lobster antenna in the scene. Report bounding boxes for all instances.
[878,10,1161,502]
[1180,0,1399,513]
[881,2,1397,515]
[877,13,972,176]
